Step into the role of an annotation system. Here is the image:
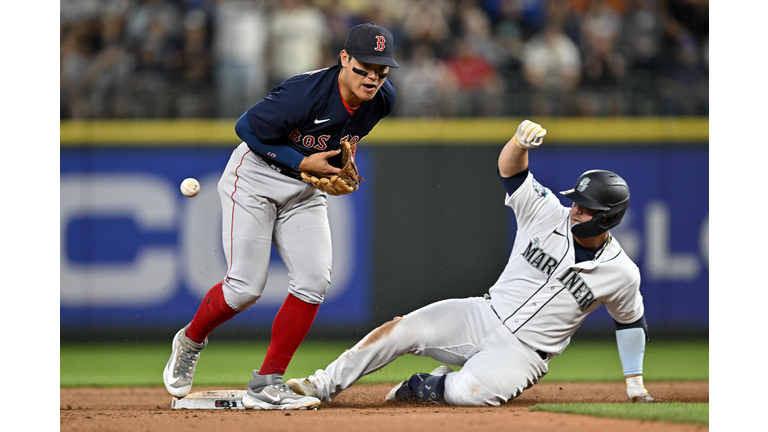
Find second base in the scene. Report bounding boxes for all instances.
[171,390,247,410]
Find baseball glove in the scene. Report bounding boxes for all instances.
[301,140,364,196]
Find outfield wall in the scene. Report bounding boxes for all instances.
[60,118,709,340]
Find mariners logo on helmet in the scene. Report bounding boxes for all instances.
[560,170,630,239]
[577,177,591,192]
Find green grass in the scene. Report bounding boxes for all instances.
[60,338,707,387]
[531,403,709,425]
[59,340,451,387]
[61,338,708,425]
[542,339,709,382]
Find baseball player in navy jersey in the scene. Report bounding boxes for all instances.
[286,119,657,406]
[162,23,398,410]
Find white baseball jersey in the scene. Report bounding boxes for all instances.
[488,171,644,355]
[302,170,645,406]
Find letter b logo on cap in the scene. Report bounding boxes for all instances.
[375,35,386,52]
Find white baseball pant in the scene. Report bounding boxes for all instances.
[217,142,332,311]
[312,297,550,406]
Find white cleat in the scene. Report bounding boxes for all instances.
[163,327,207,398]
[385,380,408,402]
[285,377,320,398]
[242,371,321,410]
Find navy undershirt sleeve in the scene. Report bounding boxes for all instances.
[499,168,529,196]
[235,113,305,171]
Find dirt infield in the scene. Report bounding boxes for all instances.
[60,381,708,432]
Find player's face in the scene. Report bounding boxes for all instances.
[570,203,599,226]
[339,54,389,106]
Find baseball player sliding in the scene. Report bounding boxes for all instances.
[287,119,657,406]
[162,23,399,410]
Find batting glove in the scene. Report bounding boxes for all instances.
[626,376,658,403]
[513,120,547,149]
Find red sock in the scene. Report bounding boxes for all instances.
[259,293,320,375]
[185,282,239,344]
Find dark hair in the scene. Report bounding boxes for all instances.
[337,52,353,67]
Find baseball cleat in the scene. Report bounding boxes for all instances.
[385,380,412,403]
[285,377,320,398]
[386,365,453,403]
[242,371,321,410]
[163,327,207,398]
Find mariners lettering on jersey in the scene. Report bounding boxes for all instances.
[557,269,596,311]
[521,237,560,277]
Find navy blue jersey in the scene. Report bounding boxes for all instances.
[239,64,396,178]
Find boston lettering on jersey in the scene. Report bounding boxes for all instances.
[557,269,596,311]
[521,239,559,277]
[289,129,361,151]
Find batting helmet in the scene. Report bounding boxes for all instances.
[560,170,630,239]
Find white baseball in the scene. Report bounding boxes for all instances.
[180,178,200,197]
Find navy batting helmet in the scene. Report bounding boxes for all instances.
[560,170,630,239]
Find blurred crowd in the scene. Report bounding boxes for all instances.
[60,0,708,119]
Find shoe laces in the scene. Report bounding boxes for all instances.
[270,383,300,396]
[174,345,201,378]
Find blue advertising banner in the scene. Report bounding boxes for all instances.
[60,147,373,332]
[60,144,708,336]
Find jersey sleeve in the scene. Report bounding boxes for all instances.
[505,171,568,232]
[235,113,305,170]
[500,168,529,196]
[603,270,645,325]
[245,82,307,143]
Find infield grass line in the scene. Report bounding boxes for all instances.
[530,402,709,425]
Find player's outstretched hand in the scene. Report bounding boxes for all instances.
[513,120,546,149]
[626,376,659,403]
